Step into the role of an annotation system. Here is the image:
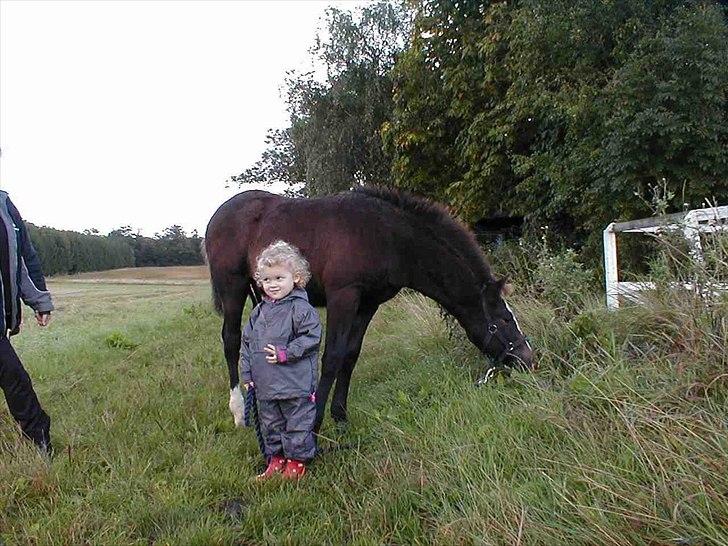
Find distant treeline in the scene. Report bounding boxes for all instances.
[28,224,204,276]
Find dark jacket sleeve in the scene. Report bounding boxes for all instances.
[284,301,321,363]
[6,197,54,313]
[239,305,261,384]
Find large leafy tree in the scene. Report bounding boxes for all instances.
[386,0,728,248]
[232,1,412,196]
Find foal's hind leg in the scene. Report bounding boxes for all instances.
[214,272,249,427]
[330,305,378,424]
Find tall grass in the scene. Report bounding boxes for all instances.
[0,238,726,545]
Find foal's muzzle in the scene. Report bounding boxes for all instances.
[502,343,535,372]
[476,330,535,386]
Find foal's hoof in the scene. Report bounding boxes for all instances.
[229,387,246,427]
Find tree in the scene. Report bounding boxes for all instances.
[155,225,203,266]
[386,0,728,251]
[28,224,134,275]
[232,1,413,196]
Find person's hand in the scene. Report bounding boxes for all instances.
[264,344,278,364]
[35,312,51,327]
[244,381,254,390]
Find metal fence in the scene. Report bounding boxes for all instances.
[603,205,728,309]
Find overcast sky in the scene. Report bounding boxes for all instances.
[0,0,368,236]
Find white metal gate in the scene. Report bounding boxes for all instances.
[603,205,728,309]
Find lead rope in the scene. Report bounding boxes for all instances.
[249,282,260,306]
[244,284,266,456]
[244,385,266,458]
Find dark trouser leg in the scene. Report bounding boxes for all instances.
[0,336,51,451]
[280,397,317,462]
[257,398,285,459]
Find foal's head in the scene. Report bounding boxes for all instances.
[471,279,534,372]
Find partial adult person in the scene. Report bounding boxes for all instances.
[0,186,54,454]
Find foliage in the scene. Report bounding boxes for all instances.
[234,0,727,261]
[104,332,139,351]
[232,1,412,196]
[28,223,204,276]
[109,225,204,267]
[385,0,728,252]
[383,0,491,206]
[27,223,134,276]
[535,246,596,316]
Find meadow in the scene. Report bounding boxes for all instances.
[1,264,726,545]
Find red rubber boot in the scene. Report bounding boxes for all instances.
[282,458,306,479]
[257,455,286,480]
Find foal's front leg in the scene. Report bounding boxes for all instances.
[330,305,377,423]
[314,288,359,432]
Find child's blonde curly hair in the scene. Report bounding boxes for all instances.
[254,240,312,288]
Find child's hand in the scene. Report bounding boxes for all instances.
[244,381,254,390]
[264,344,278,364]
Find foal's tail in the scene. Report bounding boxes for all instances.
[210,284,223,316]
[201,238,224,315]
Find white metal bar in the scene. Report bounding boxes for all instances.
[684,210,704,264]
[686,206,728,223]
[698,225,728,233]
[603,223,619,309]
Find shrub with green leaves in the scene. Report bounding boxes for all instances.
[104,332,139,351]
[535,247,596,315]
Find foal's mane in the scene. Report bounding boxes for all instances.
[352,185,493,281]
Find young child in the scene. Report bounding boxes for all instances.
[240,240,321,480]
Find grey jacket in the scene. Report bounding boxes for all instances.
[0,191,54,335]
[240,288,321,400]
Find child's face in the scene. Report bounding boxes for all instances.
[259,264,300,300]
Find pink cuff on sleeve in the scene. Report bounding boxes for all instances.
[277,347,288,363]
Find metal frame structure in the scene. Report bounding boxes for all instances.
[603,205,728,309]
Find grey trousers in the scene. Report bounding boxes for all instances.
[258,396,316,461]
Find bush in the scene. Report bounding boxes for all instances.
[535,248,596,317]
[104,332,139,351]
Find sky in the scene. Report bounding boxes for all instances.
[0,0,368,236]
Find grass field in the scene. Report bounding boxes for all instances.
[1,266,726,545]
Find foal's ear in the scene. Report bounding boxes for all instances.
[483,278,510,300]
[501,281,514,298]
[492,277,513,298]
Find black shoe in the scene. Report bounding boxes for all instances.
[22,413,53,457]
